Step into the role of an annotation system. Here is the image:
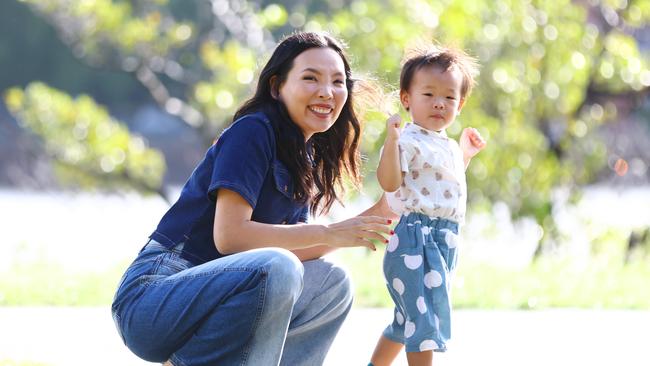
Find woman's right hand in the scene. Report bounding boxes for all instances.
[324,216,393,251]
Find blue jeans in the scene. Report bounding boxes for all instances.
[111,240,352,366]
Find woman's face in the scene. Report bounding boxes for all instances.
[277,47,349,140]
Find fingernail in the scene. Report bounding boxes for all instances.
[384,239,389,243]
[387,219,392,224]
[390,230,395,235]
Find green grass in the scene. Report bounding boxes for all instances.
[0,260,128,306]
[337,248,650,309]
[2,249,648,309]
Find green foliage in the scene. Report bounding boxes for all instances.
[317,0,649,249]
[4,83,165,194]
[20,0,192,62]
[3,0,649,248]
[194,40,260,126]
[15,0,293,140]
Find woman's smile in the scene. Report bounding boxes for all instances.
[309,104,335,117]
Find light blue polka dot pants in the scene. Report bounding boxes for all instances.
[382,212,460,353]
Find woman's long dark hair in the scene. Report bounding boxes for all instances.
[233,32,361,216]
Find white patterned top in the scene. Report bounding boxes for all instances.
[385,122,467,223]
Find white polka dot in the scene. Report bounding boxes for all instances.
[404,321,415,338]
[416,296,427,314]
[387,234,399,252]
[419,339,438,351]
[421,226,431,235]
[392,278,405,296]
[403,254,423,269]
[443,229,459,248]
[395,311,404,325]
[424,270,443,288]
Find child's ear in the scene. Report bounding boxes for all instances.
[400,90,410,111]
[457,98,465,113]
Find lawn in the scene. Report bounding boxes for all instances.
[339,247,650,309]
[1,249,648,309]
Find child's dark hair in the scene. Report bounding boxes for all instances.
[400,43,479,101]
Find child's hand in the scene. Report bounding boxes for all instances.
[459,127,486,160]
[385,114,402,142]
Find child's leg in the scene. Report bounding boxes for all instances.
[370,335,403,366]
[406,350,432,366]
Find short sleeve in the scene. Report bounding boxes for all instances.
[398,139,417,173]
[208,117,274,208]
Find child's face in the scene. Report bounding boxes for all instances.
[400,65,465,132]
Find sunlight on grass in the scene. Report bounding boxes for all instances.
[0,261,129,306]
[336,248,650,309]
[2,247,648,309]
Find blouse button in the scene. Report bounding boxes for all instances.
[284,185,288,192]
[281,220,287,224]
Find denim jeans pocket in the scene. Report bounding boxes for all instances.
[121,240,189,287]
[150,250,192,277]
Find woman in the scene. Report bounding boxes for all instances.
[111,32,395,366]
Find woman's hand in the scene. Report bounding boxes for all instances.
[324,216,393,251]
[359,193,399,221]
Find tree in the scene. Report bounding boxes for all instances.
[4,0,649,254]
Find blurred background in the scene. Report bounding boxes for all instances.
[0,0,649,365]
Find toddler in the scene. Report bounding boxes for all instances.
[370,44,486,366]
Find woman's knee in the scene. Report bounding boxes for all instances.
[255,248,304,299]
[305,260,353,313]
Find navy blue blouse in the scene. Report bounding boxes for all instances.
[150,112,309,264]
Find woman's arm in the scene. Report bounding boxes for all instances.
[291,245,336,261]
[290,194,399,261]
[213,188,392,255]
[377,114,403,192]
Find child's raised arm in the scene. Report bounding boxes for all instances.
[459,127,487,169]
[377,114,404,192]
